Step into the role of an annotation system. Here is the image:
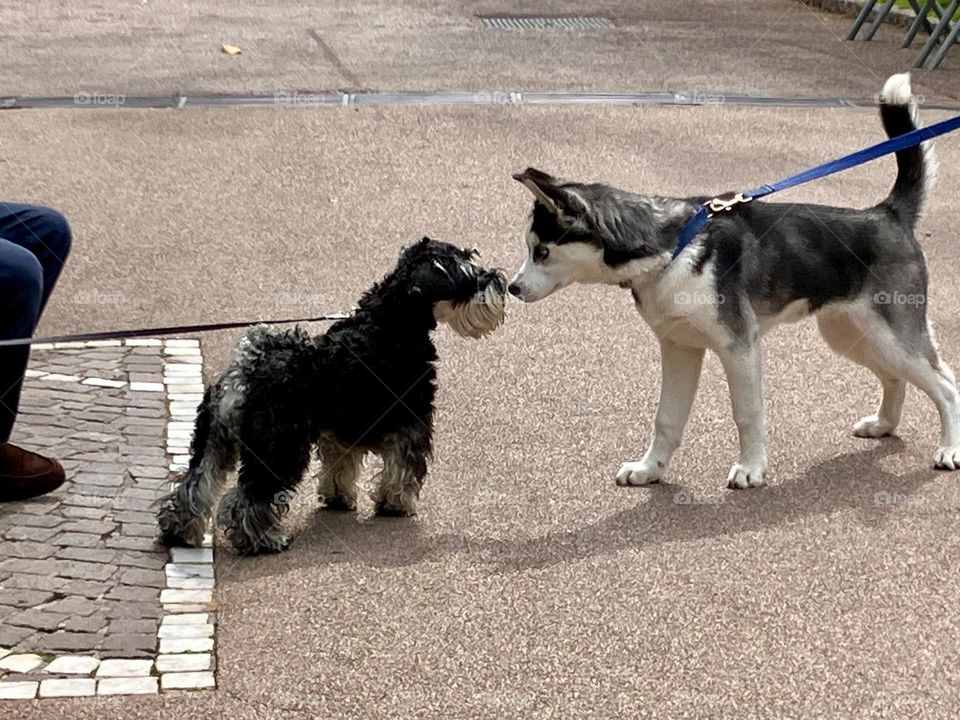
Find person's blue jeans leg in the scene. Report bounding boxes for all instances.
[0,204,72,444]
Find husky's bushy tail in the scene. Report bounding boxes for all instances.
[878,72,937,230]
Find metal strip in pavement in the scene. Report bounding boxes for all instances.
[1,92,958,112]
[479,16,615,30]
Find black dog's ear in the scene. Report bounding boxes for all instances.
[513,167,587,221]
[400,236,433,257]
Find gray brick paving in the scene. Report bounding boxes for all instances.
[0,339,217,697]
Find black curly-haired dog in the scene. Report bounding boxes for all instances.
[157,238,506,555]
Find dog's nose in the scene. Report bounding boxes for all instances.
[508,283,522,297]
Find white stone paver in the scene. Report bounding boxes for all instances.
[158,623,214,639]
[161,612,210,625]
[0,647,9,660]
[169,400,199,412]
[166,563,214,578]
[39,678,97,698]
[0,653,44,672]
[82,377,127,388]
[164,378,202,387]
[43,655,100,675]
[85,340,122,347]
[96,659,154,677]
[130,381,165,392]
[163,602,211,613]
[125,338,162,346]
[163,375,202,382]
[160,671,215,690]
[169,547,213,564]
[166,576,215,590]
[159,637,214,654]
[160,588,212,604]
[165,365,202,375]
[42,373,81,382]
[97,677,158,695]
[164,385,204,395]
[0,682,38,699]
[155,654,211,673]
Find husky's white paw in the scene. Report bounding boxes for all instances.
[615,460,666,486]
[853,415,896,438]
[726,462,766,489]
[934,446,960,470]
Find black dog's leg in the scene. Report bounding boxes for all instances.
[158,384,240,547]
[316,435,364,511]
[372,426,431,517]
[216,424,312,555]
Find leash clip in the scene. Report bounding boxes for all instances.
[706,192,751,216]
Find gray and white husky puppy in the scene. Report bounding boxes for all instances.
[508,73,958,489]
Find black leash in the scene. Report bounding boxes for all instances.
[0,313,350,348]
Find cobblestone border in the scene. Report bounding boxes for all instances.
[0,338,216,699]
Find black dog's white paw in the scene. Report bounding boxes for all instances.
[320,496,357,512]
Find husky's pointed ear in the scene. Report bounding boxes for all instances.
[512,168,587,220]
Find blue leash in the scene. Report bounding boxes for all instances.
[672,112,960,260]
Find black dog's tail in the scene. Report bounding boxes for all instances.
[157,385,240,547]
[879,72,935,230]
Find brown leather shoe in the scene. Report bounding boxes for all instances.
[0,443,66,501]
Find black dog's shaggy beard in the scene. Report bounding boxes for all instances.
[157,238,506,555]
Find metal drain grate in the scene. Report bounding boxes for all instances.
[480,16,613,30]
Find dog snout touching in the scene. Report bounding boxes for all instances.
[508,283,522,297]
[483,271,507,293]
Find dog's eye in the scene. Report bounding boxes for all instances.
[533,245,550,262]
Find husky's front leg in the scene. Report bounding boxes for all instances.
[617,341,704,486]
[717,342,767,488]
